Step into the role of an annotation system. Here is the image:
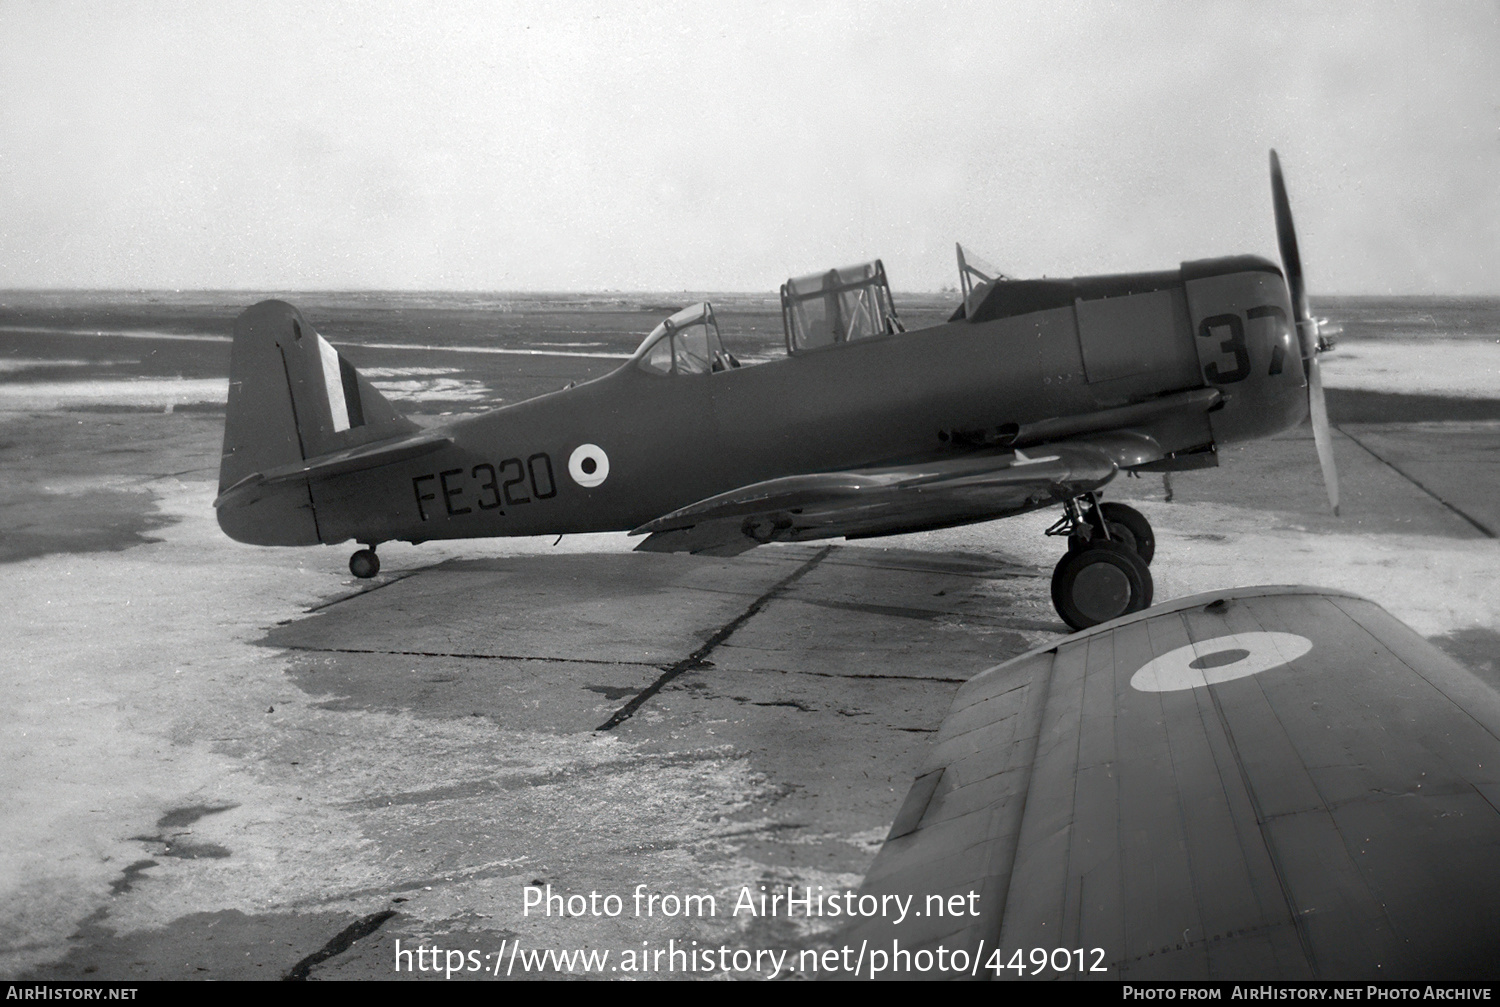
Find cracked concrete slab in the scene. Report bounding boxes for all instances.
[4,408,1497,982]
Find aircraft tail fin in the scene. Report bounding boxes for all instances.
[217,301,418,542]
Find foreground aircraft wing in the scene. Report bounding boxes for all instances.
[838,587,1500,980]
[630,443,1118,556]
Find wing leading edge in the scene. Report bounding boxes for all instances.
[631,387,1223,556]
[839,586,1500,980]
[631,444,1118,556]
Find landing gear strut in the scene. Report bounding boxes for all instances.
[349,544,380,579]
[1063,499,1155,564]
[1046,495,1154,630]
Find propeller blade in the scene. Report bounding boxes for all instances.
[1307,353,1341,515]
[1270,149,1311,329]
[1271,149,1339,515]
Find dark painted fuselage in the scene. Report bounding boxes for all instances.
[219,255,1306,548]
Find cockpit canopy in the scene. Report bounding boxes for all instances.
[780,260,904,353]
[633,302,736,375]
[956,243,1007,316]
[948,242,1026,325]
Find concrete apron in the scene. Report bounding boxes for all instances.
[7,493,1049,981]
[6,412,1499,981]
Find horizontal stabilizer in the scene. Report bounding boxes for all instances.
[215,430,452,509]
[218,300,419,496]
[216,300,429,546]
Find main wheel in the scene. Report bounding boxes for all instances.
[1051,541,1154,630]
[349,548,380,579]
[1066,502,1154,563]
[1098,502,1154,565]
[1067,519,1137,556]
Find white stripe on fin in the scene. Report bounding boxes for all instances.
[317,333,350,432]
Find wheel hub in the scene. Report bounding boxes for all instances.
[1071,561,1132,624]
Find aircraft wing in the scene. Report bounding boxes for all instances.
[630,444,1118,556]
[839,587,1500,980]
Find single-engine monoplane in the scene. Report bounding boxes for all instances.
[216,152,1338,628]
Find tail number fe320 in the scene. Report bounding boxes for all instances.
[413,454,556,520]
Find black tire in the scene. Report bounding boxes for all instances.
[1051,541,1154,630]
[1067,520,1137,556]
[349,549,380,579]
[1098,501,1154,564]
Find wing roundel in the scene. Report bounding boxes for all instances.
[841,587,1500,981]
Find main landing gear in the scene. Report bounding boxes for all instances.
[349,544,381,579]
[1047,496,1155,631]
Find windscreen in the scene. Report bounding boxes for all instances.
[634,303,728,375]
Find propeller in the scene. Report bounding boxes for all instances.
[1270,149,1340,516]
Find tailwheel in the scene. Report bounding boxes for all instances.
[349,547,380,579]
[1051,541,1153,631]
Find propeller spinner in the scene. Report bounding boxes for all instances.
[1270,149,1340,515]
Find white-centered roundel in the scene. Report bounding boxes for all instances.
[568,443,610,488]
[1129,632,1313,693]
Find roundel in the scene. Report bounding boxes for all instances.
[568,443,610,488]
[1129,632,1313,693]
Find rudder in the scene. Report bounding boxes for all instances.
[217,300,417,545]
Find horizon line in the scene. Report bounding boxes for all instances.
[3,287,1497,300]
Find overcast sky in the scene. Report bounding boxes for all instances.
[1,2,1495,293]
